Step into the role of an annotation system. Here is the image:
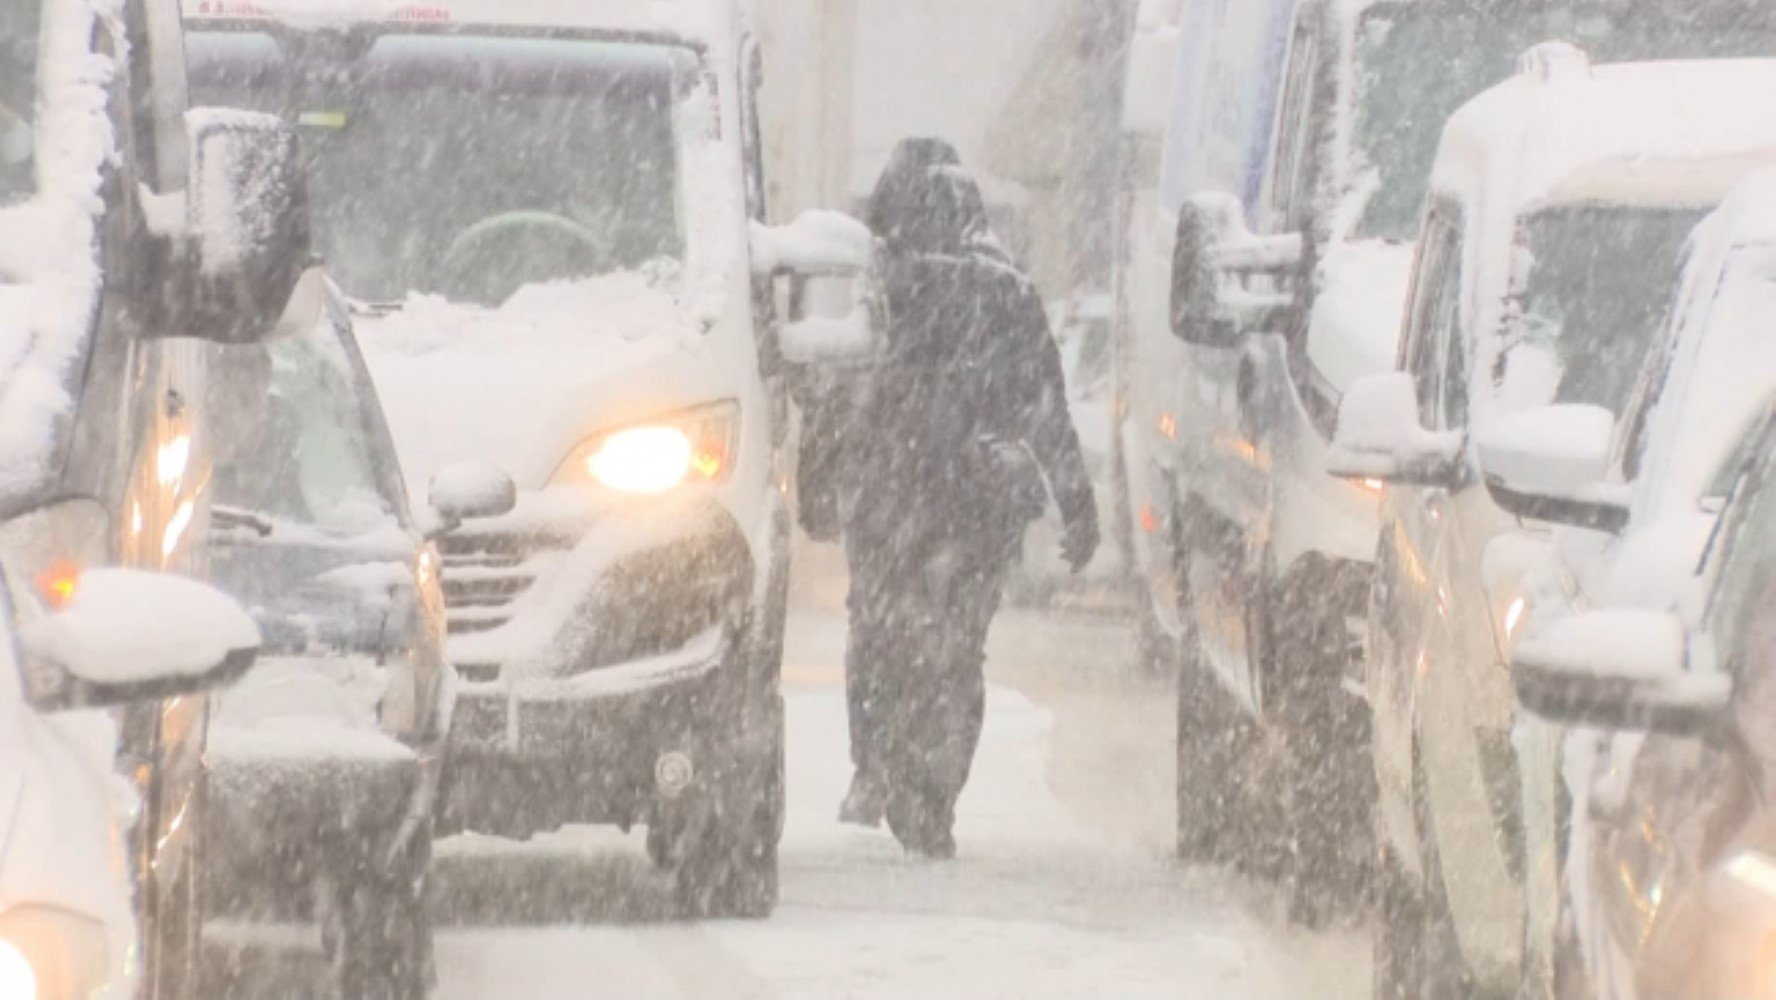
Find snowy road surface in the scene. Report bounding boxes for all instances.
[208,552,1370,998]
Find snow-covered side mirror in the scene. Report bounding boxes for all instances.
[1326,372,1463,486]
[1477,404,1629,532]
[168,108,324,346]
[752,211,882,367]
[1171,193,1303,348]
[14,569,260,712]
[1512,609,1730,734]
[427,461,517,537]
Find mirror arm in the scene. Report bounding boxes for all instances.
[418,509,462,543]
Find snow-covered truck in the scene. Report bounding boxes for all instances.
[186,0,863,920]
[1116,0,1776,923]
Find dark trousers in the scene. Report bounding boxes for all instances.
[844,527,1011,844]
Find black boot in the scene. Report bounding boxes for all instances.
[839,769,886,828]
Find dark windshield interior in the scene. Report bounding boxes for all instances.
[1505,204,1704,412]
[188,32,695,306]
[1352,0,1776,240]
[0,0,40,206]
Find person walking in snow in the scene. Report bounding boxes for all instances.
[810,137,1099,857]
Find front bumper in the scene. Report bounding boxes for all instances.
[203,729,432,920]
[200,655,440,919]
[436,492,758,836]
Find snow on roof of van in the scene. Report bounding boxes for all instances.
[181,0,736,45]
[1432,58,1776,213]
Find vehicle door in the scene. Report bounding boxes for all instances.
[1416,230,1538,986]
[1369,202,1460,861]
[1171,0,1306,521]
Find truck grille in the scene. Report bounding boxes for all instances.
[437,533,558,636]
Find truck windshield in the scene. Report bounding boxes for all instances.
[0,0,40,206]
[1504,204,1703,413]
[1351,1,1776,241]
[188,31,700,306]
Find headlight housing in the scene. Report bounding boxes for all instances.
[0,905,112,1000]
[549,402,740,496]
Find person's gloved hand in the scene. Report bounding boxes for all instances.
[1060,508,1100,574]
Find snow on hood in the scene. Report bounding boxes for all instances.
[1307,239,1416,392]
[0,0,118,509]
[356,272,722,492]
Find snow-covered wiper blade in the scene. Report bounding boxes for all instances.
[212,505,274,538]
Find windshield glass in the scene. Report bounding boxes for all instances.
[208,324,406,532]
[188,32,699,306]
[0,0,37,207]
[1501,204,1703,411]
[0,0,40,206]
[1351,1,1776,240]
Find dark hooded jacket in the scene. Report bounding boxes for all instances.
[812,139,1096,555]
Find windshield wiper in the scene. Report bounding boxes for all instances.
[212,505,275,538]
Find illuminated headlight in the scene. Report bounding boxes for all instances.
[551,403,739,496]
[0,905,112,1000]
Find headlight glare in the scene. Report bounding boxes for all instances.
[0,938,34,1000]
[590,427,695,495]
[552,403,739,495]
[0,905,111,1000]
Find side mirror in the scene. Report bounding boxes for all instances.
[1326,372,1463,486]
[752,211,882,367]
[427,461,517,536]
[1476,404,1630,532]
[174,108,324,345]
[1171,194,1303,347]
[1512,609,1730,734]
[13,569,260,712]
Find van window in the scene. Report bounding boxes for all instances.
[0,0,41,206]
[1266,17,1317,231]
[1403,209,1460,429]
[1501,205,1702,415]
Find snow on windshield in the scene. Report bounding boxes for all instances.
[188,31,699,306]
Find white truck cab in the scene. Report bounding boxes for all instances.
[184,0,850,918]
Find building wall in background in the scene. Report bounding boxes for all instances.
[757,0,1133,296]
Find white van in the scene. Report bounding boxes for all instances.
[186,0,855,918]
[1328,52,1776,995]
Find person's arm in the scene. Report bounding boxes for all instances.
[1007,284,1099,568]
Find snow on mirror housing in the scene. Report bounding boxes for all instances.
[1326,372,1463,486]
[1512,609,1730,734]
[1477,404,1630,532]
[162,108,322,346]
[1170,193,1303,348]
[11,568,260,712]
[752,211,883,367]
[427,461,517,536]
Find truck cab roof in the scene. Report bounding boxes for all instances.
[182,0,744,47]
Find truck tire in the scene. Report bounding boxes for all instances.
[1374,750,1474,1000]
[670,697,785,920]
[1270,567,1375,927]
